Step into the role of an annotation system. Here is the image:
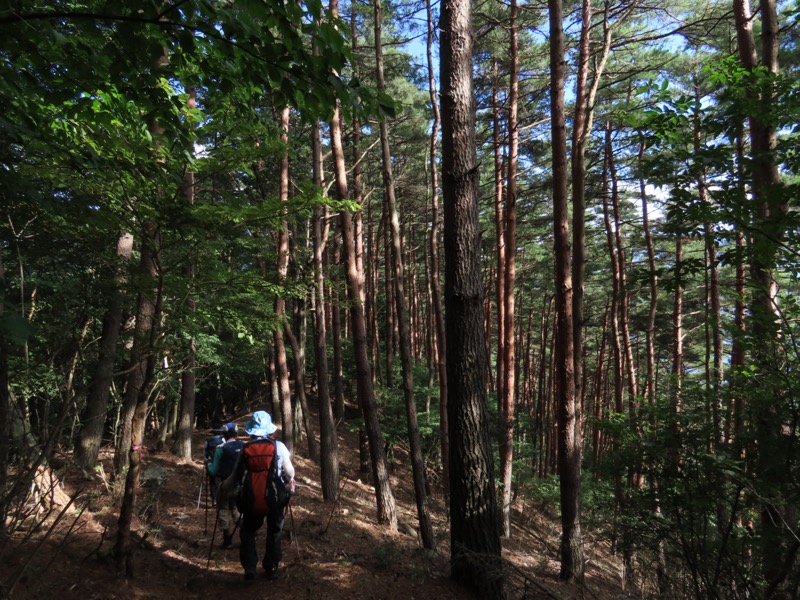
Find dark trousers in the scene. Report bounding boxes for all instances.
[239,508,284,575]
[208,475,218,505]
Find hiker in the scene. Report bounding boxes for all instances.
[206,423,245,548]
[224,410,295,581]
[203,425,226,505]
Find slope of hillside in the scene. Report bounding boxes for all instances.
[0,406,628,600]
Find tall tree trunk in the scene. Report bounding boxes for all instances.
[730,225,747,443]
[570,0,591,429]
[176,314,196,459]
[492,58,506,435]
[499,0,519,540]
[549,0,584,579]
[284,318,317,459]
[383,210,394,387]
[312,116,339,499]
[75,230,134,471]
[607,126,639,441]
[534,295,552,479]
[114,219,161,573]
[336,182,397,528]
[672,235,684,420]
[734,0,791,589]
[331,223,345,423]
[571,0,617,415]
[374,0,434,549]
[267,349,279,419]
[692,87,723,445]
[0,249,9,531]
[366,196,381,387]
[274,105,294,452]
[638,140,658,406]
[440,0,504,594]
[330,0,397,528]
[729,129,748,445]
[591,307,609,471]
[426,0,448,496]
[603,123,635,582]
[174,86,198,460]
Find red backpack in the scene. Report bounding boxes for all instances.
[237,438,290,515]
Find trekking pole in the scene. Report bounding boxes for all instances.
[288,501,299,555]
[196,470,204,510]
[206,499,222,570]
[204,472,210,534]
[230,512,243,539]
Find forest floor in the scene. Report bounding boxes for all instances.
[0,402,637,600]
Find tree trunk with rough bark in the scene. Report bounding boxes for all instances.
[549,0,584,578]
[440,0,504,593]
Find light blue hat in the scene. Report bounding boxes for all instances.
[244,411,278,437]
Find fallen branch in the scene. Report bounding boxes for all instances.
[7,490,82,597]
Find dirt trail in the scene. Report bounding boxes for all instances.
[0,410,624,600]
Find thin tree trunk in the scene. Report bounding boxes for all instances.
[672,235,684,415]
[383,210,394,387]
[638,140,658,406]
[284,319,317,459]
[268,350,279,420]
[312,112,339,499]
[603,123,635,583]
[177,336,196,458]
[76,230,133,471]
[331,223,345,423]
[174,86,198,460]
[534,295,552,479]
[571,0,617,415]
[273,106,294,452]
[0,249,9,531]
[492,58,506,433]
[374,0,434,548]
[607,134,638,409]
[730,225,746,443]
[500,0,519,540]
[424,0,448,481]
[692,87,723,445]
[591,306,609,472]
[570,0,591,429]
[366,198,381,387]
[330,0,397,527]
[729,129,748,445]
[114,219,161,573]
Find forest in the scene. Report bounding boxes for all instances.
[1,0,799,598]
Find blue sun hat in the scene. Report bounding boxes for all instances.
[244,411,278,437]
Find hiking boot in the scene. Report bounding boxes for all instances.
[264,567,278,580]
[221,529,232,548]
[244,571,256,582]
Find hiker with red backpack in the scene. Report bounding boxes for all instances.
[224,410,295,581]
[206,423,245,548]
